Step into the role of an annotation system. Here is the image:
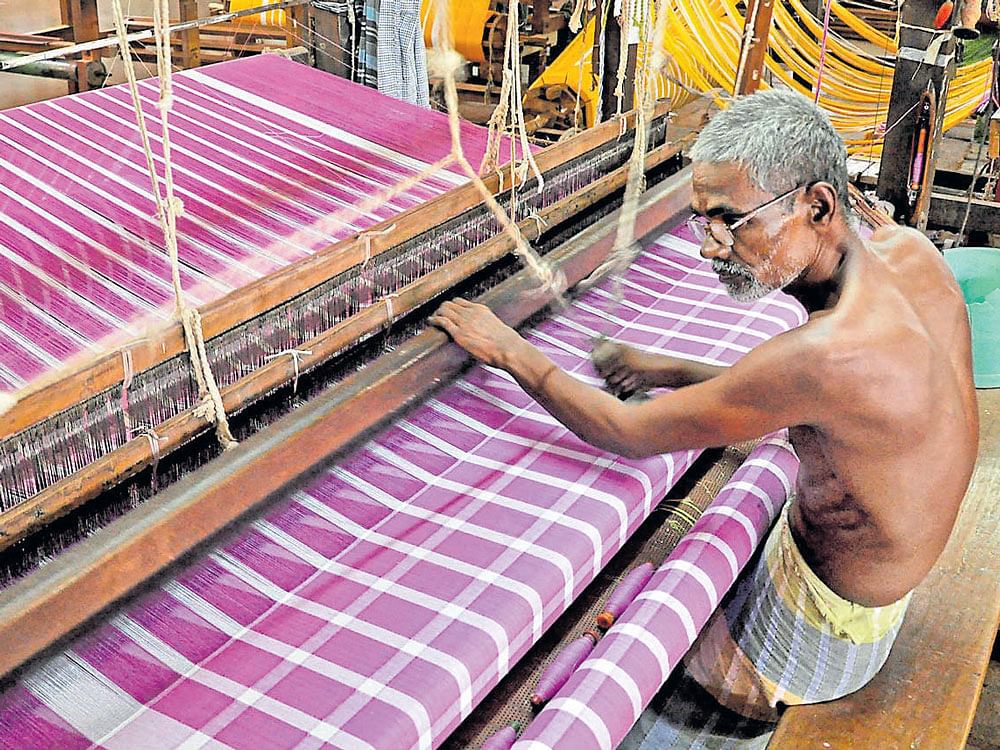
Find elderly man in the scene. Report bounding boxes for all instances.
[429,89,978,747]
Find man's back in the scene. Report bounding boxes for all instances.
[788,226,979,607]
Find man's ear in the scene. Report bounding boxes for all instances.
[805,182,838,227]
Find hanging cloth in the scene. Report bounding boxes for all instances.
[378,0,430,107]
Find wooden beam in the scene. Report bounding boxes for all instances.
[178,0,201,69]
[734,0,775,95]
[63,0,99,91]
[0,168,695,680]
[927,191,1000,233]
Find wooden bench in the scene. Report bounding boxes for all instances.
[770,388,1000,749]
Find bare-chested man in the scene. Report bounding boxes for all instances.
[430,89,978,747]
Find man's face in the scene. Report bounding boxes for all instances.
[690,161,809,302]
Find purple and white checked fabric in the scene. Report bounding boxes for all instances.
[512,435,800,750]
[0,231,805,750]
[0,54,500,392]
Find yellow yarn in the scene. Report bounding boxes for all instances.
[524,0,992,156]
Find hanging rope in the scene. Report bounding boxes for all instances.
[111,0,237,450]
[581,0,666,294]
[813,0,834,102]
[430,0,563,298]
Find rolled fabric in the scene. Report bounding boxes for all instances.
[530,632,600,707]
[512,433,799,750]
[596,562,655,629]
[481,723,521,750]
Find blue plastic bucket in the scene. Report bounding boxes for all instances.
[943,246,1000,388]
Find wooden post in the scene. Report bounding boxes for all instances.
[531,0,549,33]
[288,2,311,59]
[178,0,201,69]
[875,0,956,225]
[734,0,775,95]
[599,3,637,120]
[63,0,99,92]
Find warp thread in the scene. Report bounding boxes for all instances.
[120,348,135,438]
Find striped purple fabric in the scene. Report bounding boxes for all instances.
[0,231,805,750]
[0,54,498,392]
[512,435,800,750]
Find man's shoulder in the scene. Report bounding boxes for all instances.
[866,225,940,266]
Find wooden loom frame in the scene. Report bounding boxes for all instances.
[0,98,716,675]
[0,101,700,553]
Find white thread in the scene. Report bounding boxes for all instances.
[120,348,134,437]
[359,223,397,268]
[264,349,313,394]
[527,211,547,237]
[431,0,562,301]
[384,293,398,322]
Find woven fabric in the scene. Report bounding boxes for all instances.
[618,502,908,750]
[681,503,909,720]
[513,435,801,750]
[0,54,493,392]
[0,232,806,750]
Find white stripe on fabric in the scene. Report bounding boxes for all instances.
[18,104,318,264]
[252,519,476,715]
[612,624,672,683]
[103,616,375,750]
[186,68,463,183]
[345,456,578,609]
[543,697,614,750]
[257,515,513,675]
[659,559,720,610]
[295,491,544,644]
[427,398,656,503]
[684,532,740,578]
[26,653,142,742]
[699,506,760,549]
[578,657,643,716]
[633,590,699,644]
[397,420,620,560]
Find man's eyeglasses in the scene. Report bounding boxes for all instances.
[687,184,807,247]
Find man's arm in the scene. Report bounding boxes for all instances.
[430,299,820,458]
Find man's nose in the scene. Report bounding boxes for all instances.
[699,235,732,261]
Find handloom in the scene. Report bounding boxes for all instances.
[0,54,818,748]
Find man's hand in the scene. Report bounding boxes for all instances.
[429,298,526,368]
[592,339,725,394]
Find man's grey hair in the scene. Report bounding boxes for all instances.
[689,88,850,214]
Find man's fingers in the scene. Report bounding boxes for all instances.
[428,314,458,339]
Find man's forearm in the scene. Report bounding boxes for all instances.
[503,339,642,457]
[656,359,727,388]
